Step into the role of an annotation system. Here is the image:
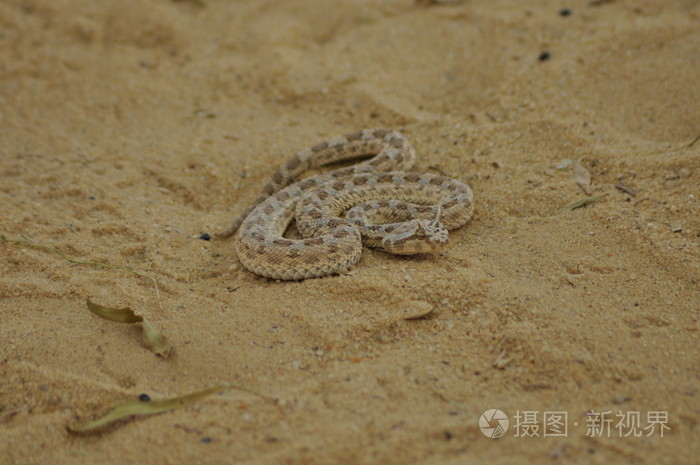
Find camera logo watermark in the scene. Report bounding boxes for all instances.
[479,409,509,438]
[479,409,670,439]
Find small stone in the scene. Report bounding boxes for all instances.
[199,232,211,241]
[138,393,151,402]
[539,51,551,61]
[556,159,573,170]
[671,225,682,233]
[559,8,572,16]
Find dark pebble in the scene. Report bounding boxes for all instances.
[201,437,213,444]
[559,8,572,16]
[199,232,211,241]
[138,393,151,402]
[538,51,551,61]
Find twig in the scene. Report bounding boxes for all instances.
[566,193,608,210]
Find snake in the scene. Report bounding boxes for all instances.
[218,129,474,280]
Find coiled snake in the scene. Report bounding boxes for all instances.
[219,129,474,280]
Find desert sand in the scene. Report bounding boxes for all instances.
[1,0,698,463]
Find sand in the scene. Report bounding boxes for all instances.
[1,0,698,463]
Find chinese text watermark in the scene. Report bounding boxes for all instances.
[479,409,670,439]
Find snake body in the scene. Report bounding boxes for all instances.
[219,129,474,280]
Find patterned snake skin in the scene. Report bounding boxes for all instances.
[218,129,474,280]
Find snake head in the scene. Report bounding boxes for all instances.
[380,213,449,255]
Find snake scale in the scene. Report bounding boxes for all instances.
[218,129,474,280]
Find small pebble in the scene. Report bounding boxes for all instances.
[559,8,572,16]
[138,393,151,402]
[199,232,211,241]
[539,51,551,61]
[671,225,682,233]
[201,437,213,444]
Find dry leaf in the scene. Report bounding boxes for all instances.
[86,300,143,323]
[142,321,172,358]
[67,385,226,434]
[400,301,435,320]
[566,194,607,210]
[87,299,172,358]
[573,161,592,194]
[556,159,574,170]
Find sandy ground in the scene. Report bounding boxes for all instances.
[1,0,699,463]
